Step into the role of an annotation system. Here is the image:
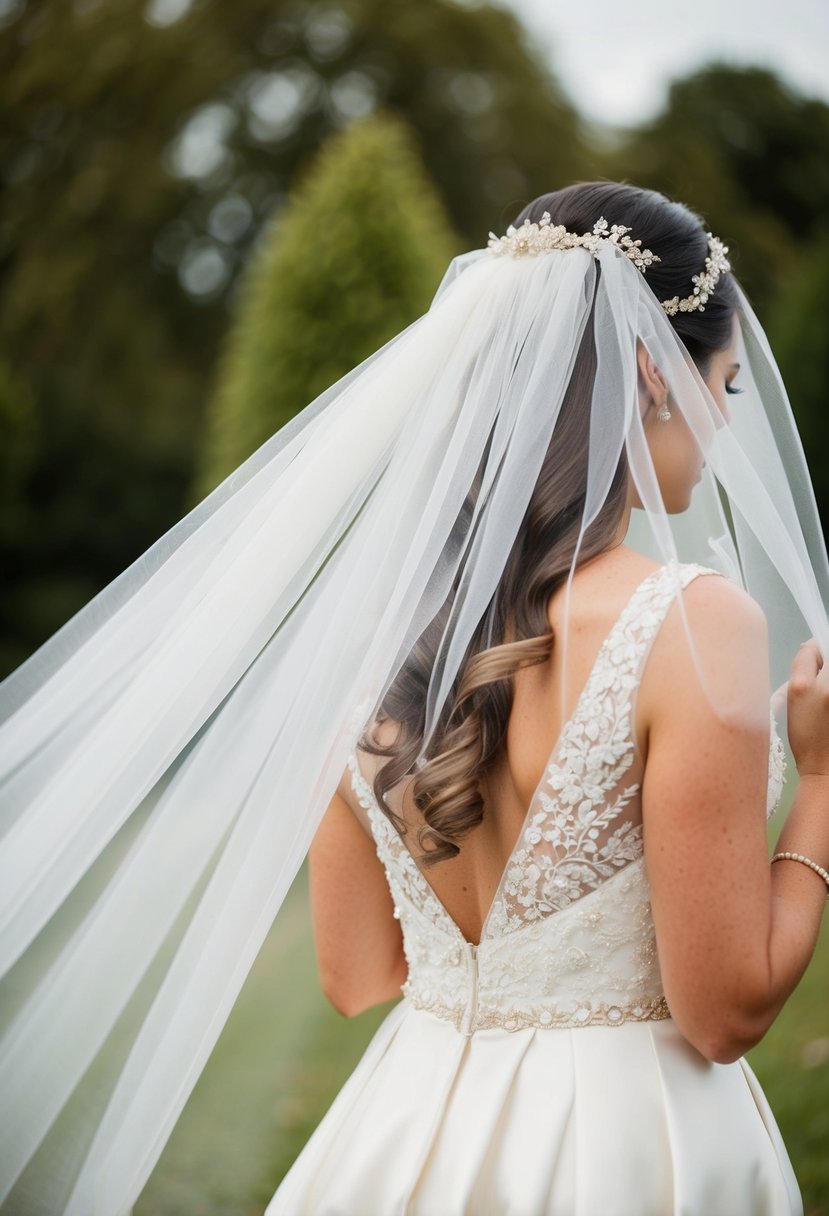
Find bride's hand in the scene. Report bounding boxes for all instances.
[786,638,829,778]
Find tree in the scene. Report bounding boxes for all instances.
[0,0,592,446]
[191,109,461,500]
[605,64,829,314]
[766,237,829,539]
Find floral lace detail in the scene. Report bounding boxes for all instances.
[768,709,787,820]
[486,562,720,938]
[346,751,453,942]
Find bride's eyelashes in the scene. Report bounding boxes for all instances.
[725,382,744,395]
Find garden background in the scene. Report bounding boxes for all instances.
[1,0,827,1211]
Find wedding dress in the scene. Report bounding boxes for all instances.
[264,561,802,1216]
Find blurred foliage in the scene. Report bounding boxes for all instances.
[766,234,829,525]
[0,0,595,671]
[0,357,37,542]
[192,108,460,500]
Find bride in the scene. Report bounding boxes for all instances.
[1,180,828,1215]
[262,183,829,1215]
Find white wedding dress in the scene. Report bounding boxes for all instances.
[265,561,802,1216]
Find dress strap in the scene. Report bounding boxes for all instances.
[607,561,724,749]
[344,748,376,837]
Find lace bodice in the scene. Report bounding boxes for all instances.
[347,562,788,1037]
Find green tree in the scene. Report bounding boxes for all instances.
[766,237,829,539]
[191,109,461,499]
[0,356,37,533]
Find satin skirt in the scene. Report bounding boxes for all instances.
[264,997,803,1216]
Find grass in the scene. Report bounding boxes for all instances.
[137,841,829,1215]
[134,863,396,1216]
[746,890,829,1216]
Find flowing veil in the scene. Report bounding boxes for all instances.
[1,206,828,1214]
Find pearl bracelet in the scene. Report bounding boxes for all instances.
[770,851,829,895]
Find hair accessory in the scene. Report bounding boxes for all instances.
[487,213,661,272]
[770,851,829,895]
[656,399,672,422]
[487,214,730,316]
[660,233,731,316]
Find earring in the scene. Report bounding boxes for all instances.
[656,397,671,422]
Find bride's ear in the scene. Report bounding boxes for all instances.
[635,338,668,411]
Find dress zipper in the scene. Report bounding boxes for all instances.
[461,941,478,1037]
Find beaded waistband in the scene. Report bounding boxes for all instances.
[405,986,671,1035]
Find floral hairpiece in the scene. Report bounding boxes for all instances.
[659,232,731,315]
[487,213,660,272]
[487,212,731,314]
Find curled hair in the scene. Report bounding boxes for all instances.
[358,180,737,869]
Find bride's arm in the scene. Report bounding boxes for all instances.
[308,780,409,1017]
[638,574,829,1065]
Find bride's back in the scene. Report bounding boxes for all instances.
[350,543,664,946]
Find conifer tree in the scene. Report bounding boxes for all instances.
[191,109,461,501]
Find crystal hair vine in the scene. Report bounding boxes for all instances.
[487,211,731,315]
[487,213,660,272]
[659,232,731,315]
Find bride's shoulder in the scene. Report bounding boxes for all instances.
[608,546,766,633]
[543,548,654,639]
[639,564,769,731]
[639,557,769,669]
[674,563,767,632]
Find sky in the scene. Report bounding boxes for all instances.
[500,0,829,129]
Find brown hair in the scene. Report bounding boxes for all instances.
[358,180,737,868]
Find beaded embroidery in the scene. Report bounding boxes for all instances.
[406,989,670,1033]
